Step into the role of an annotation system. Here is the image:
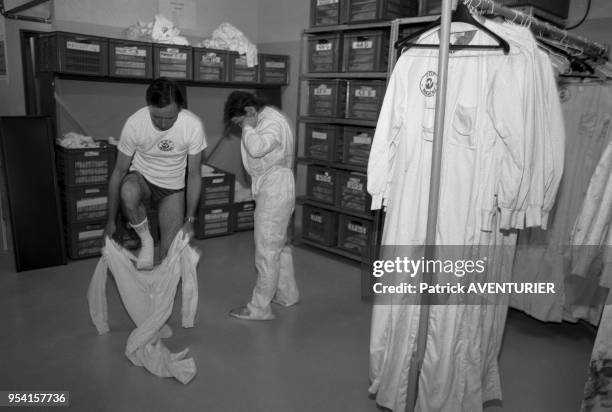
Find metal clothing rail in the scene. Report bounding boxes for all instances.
[464,0,608,60]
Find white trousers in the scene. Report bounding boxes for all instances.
[247,168,299,318]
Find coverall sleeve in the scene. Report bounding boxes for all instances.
[367,56,406,210]
[242,119,281,158]
[488,56,531,230]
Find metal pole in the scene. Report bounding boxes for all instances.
[405,0,454,409]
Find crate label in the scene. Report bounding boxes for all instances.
[77,197,107,208]
[346,178,364,191]
[352,40,373,50]
[316,43,333,51]
[356,87,377,98]
[317,0,338,5]
[116,47,146,57]
[315,173,331,183]
[348,223,367,235]
[212,177,225,184]
[78,229,104,240]
[265,61,286,69]
[67,41,100,53]
[202,53,221,64]
[314,85,332,96]
[84,188,101,194]
[353,133,372,145]
[160,50,187,60]
[312,131,328,140]
[236,56,247,65]
[84,151,101,157]
[310,213,323,223]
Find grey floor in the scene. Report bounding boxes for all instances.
[0,231,596,412]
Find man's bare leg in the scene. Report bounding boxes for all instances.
[157,191,185,260]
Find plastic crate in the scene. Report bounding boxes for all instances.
[116,209,159,250]
[308,33,343,73]
[193,48,228,82]
[302,205,337,246]
[36,32,109,76]
[337,214,372,256]
[343,126,374,166]
[195,205,233,239]
[228,53,258,83]
[259,54,289,84]
[55,143,116,187]
[60,184,108,223]
[336,171,371,213]
[347,80,386,120]
[307,166,336,204]
[307,79,347,118]
[109,39,153,78]
[347,0,417,23]
[201,166,235,207]
[310,0,347,26]
[233,201,256,232]
[342,30,389,72]
[153,45,192,79]
[305,124,343,162]
[65,220,105,259]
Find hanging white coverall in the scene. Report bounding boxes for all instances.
[87,231,199,384]
[241,106,299,320]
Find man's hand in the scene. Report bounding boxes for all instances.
[103,220,116,239]
[242,113,258,129]
[182,219,195,240]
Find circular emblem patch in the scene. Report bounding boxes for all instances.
[420,71,438,97]
[158,139,175,152]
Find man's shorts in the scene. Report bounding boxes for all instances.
[124,171,184,208]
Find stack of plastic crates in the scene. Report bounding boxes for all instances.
[56,142,116,259]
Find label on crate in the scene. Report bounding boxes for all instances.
[160,50,187,60]
[315,43,333,52]
[346,178,364,191]
[84,151,101,157]
[202,53,222,64]
[212,177,225,184]
[314,85,332,96]
[348,223,367,235]
[315,173,332,183]
[355,87,377,98]
[352,40,373,50]
[116,47,146,57]
[317,0,338,4]
[265,61,286,69]
[353,133,372,145]
[67,41,100,53]
[312,131,328,140]
[236,56,248,66]
[76,197,107,208]
[78,228,104,240]
[310,213,323,223]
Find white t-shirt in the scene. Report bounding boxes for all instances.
[118,106,207,189]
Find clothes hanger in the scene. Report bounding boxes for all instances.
[394,2,510,54]
[537,38,595,75]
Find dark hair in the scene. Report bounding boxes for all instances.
[146,77,185,108]
[223,91,265,127]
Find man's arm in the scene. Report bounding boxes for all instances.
[104,151,132,237]
[182,151,202,238]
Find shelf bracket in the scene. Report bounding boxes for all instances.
[0,0,52,24]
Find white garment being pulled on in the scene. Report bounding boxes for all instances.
[87,231,200,384]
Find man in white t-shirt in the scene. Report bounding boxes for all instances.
[105,78,207,270]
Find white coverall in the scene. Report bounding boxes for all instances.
[87,231,199,384]
[241,106,299,319]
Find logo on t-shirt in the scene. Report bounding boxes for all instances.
[420,71,438,97]
[158,139,175,152]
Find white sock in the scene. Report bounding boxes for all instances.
[130,217,154,270]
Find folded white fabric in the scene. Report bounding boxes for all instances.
[87,230,200,384]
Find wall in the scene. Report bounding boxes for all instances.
[568,0,612,47]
